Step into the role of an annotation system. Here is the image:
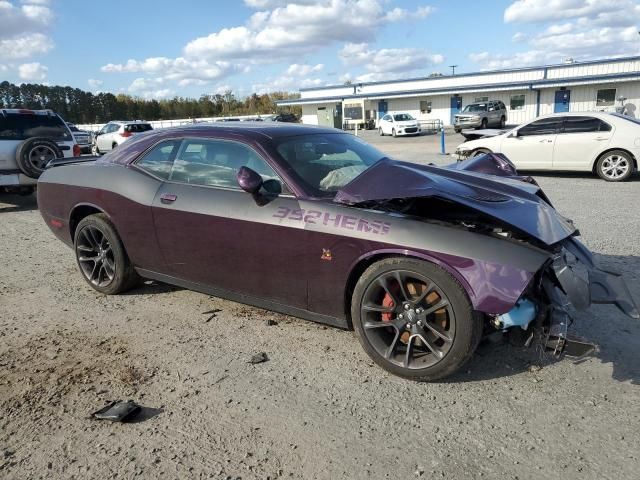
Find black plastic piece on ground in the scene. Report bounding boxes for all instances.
[93,400,141,422]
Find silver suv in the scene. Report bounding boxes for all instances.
[92,120,153,155]
[454,100,507,133]
[0,109,79,194]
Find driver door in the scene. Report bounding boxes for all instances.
[499,117,562,170]
[143,137,308,308]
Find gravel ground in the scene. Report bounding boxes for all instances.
[1,132,639,480]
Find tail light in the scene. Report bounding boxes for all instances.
[120,131,132,138]
[73,144,81,157]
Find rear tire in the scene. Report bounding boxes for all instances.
[595,150,634,182]
[74,214,140,295]
[351,257,482,381]
[500,116,506,128]
[379,127,384,136]
[392,128,397,137]
[15,137,63,178]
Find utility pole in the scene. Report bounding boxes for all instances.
[449,65,458,75]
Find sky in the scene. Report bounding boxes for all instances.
[1,0,639,99]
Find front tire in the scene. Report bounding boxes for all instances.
[74,214,139,295]
[351,258,482,381]
[596,150,634,182]
[500,116,506,128]
[392,128,397,137]
[379,127,384,136]
[480,118,488,129]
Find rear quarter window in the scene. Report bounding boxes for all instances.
[0,113,71,141]
[125,124,153,133]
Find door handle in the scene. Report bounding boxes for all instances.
[160,193,177,204]
[594,137,608,141]
[539,139,552,143]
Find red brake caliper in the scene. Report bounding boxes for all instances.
[382,293,394,322]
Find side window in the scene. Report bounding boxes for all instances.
[562,116,611,133]
[517,117,563,136]
[169,138,286,191]
[383,115,391,121]
[136,140,181,180]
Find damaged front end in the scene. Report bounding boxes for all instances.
[335,153,639,361]
[494,236,639,359]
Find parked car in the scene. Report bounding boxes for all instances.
[37,123,637,381]
[378,113,421,137]
[272,112,298,123]
[455,112,639,181]
[92,121,153,155]
[0,109,79,194]
[454,100,507,133]
[66,122,92,154]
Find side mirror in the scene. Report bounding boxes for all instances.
[236,166,263,194]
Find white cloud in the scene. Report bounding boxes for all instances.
[88,78,103,88]
[285,63,323,76]
[184,1,433,60]
[339,42,444,80]
[511,32,527,42]
[0,1,53,60]
[504,0,611,23]
[472,0,640,70]
[127,77,174,99]
[18,62,47,81]
[102,1,436,93]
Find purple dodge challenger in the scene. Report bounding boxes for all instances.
[37,123,638,381]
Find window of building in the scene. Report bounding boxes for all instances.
[420,100,432,114]
[510,94,526,111]
[474,96,489,103]
[343,103,363,120]
[596,88,616,107]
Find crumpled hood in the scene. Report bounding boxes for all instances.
[333,158,576,246]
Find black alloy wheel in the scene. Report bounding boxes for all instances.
[74,214,139,294]
[352,258,482,381]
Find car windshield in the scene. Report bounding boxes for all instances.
[462,104,488,113]
[275,133,385,196]
[393,114,415,121]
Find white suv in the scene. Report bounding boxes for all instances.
[92,121,153,155]
[0,109,79,194]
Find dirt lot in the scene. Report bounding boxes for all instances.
[1,133,639,479]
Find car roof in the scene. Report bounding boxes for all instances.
[135,122,341,139]
[109,120,152,125]
[1,108,59,116]
[532,111,615,120]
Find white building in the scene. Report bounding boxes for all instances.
[276,56,640,128]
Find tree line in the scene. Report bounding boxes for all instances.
[0,81,302,124]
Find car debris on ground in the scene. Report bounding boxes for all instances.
[248,352,269,364]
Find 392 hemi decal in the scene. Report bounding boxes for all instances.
[273,207,391,235]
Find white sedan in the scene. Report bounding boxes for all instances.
[455,112,639,182]
[378,113,421,137]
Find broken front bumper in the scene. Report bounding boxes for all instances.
[538,237,638,356]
